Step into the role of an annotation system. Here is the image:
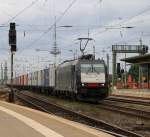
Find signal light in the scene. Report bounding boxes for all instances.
[121,69,124,74]
[117,63,121,78]
[11,45,16,52]
[9,30,16,45]
[117,63,120,72]
[9,23,17,52]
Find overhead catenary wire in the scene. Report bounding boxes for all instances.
[2,0,40,25]
[9,2,150,37]
[91,5,150,38]
[1,1,150,61]
[117,5,150,26]
[0,28,94,32]
[2,1,150,51]
[1,2,150,33]
[18,0,77,53]
[115,32,150,45]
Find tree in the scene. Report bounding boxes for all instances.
[128,64,139,82]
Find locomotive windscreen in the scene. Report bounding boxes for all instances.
[80,63,105,83]
[81,64,105,73]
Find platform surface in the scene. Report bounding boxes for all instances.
[0,101,113,137]
[112,88,150,99]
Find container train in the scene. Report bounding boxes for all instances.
[7,54,109,101]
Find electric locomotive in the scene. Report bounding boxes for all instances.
[55,54,109,101]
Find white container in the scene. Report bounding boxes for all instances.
[37,70,42,86]
[35,71,38,86]
[7,79,11,85]
[32,72,37,86]
[49,64,55,87]
[28,73,32,86]
[32,71,38,86]
[32,72,35,86]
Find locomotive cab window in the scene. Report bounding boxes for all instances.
[81,64,104,73]
[93,64,105,73]
[81,64,92,73]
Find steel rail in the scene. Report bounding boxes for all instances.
[99,100,150,120]
[110,95,150,106]
[15,92,142,137]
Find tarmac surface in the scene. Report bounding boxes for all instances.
[0,101,114,137]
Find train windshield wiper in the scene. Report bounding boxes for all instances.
[93,68,99,74]
[86,68,92,73]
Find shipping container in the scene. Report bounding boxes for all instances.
[20,75,24,85]
[49,64,55,87]
[13,77,17,85]
[32,71,38,86]
[16,77,19,85]
[18,76,21,85]
[41,70,44,87]
[44,68,49,87]
[7,79,11,85]
[15,77,17,85]
[28,73,32,86]
[32,72,35,86]
[35,71,38,86]
[37,70,41,86]
[24,74,28,86]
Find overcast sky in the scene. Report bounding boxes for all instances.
[0,0,150,75]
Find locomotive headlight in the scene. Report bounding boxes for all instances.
[82,83,84,86]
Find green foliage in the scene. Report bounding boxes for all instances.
[128,64,139,82]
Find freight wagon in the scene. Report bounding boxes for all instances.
[8,55,109,101]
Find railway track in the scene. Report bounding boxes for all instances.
[15,91,142,137]
[99,100,150,120]
[108,96,150,106]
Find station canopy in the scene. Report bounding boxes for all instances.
[121,53,150,64]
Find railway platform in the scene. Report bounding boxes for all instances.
[112,88,150,99]
[0,101,113,137]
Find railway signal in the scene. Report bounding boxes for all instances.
[9,22,17,102]
[9,23,16,52]
[117,63,121,78]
